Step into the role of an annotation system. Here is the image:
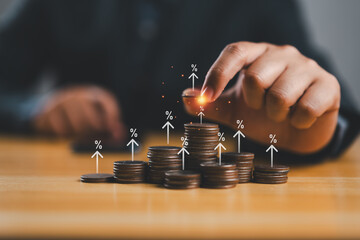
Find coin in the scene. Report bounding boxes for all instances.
[222,152,254,183]
[200,162,239,189]
[147,146,183,184]
[252,164,290,184]
[254,164,290,173]
[163,170,201,189]
[184,122,220,170]
[80,173,114,183]
[113,160,147,183]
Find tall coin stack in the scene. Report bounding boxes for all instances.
[253,165,290,184]
[147,146,182,183]
[184,123,219,170]
[222,152,254,183]
[200,162,239,189]
[113,161,148,183]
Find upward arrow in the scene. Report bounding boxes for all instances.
[266,145,278,167]
[188,72,198,90]
[197,111,205,124]
[162,121,174,144]
[177,147,190,170]
[214,143,226,165]
[91,151,103,173]
[233,130,245,153]
[127,139,139,161]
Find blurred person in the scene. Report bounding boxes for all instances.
[0,0,358,160]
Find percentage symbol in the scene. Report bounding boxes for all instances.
[130,128,138,138]
[94,140,102,150]
[191,64,198,72]
[236,120,244,129]
[165,110,174,120]
[269,134,277,143]
[218,132,225,141]
[181,136,188,146]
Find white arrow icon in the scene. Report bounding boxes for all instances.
[162,121,174,144]
[197,111,205,124]
[127,139,139,161]
[178,147,190,170]
[91,150,103,173]
[266,145,278,167]
[188,72,198,91]
[233,130,245,153]
[214,143,226,165]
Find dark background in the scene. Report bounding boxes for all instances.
[2,0,358,107]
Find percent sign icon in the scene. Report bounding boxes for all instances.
[191,64,198,72]
[218,132,225,141]
[181,136,188,146]
[269,134,277,143]
[94,140,102,149]
[165,111,173,120]
[237,120,244,129]
[130,128,138,138]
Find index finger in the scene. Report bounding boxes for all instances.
[202,41,268,101]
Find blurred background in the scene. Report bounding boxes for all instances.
[301,0,360,108]
[0,0,358,107]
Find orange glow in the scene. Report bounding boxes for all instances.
[161,95,165,99]
[228,100,231,104]
[181,74,184,77]
[197,95,207,105]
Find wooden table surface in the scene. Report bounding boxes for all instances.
[0,134,359,239]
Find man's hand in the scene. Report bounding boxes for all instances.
[183,42,340,154]
[33,85,125,140]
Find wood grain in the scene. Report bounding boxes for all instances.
[0,134,359,239]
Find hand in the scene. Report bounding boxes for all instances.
[33,85,125,141]
[183,42,340,154]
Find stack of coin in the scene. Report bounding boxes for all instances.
[253,165,290,184]
[200,162,239,189]
[80,173,114,183]
[222,152,254,183]
[184,123,219,170]
[113,161,148,183]
[163,170,201,189]
[147,146,182,183]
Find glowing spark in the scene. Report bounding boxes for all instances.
[197,95,207,105]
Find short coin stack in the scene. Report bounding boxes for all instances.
[200,162,239,189]
[184,123,219,170]
[147,146,182,183]
[253,164,290,184]
[222,152,254,183]
[163,170,201,189]
[113,161,148,183]
[80,173,114,183]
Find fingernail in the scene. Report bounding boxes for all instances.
[202,87,214,102]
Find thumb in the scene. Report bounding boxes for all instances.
[182,87,236,126]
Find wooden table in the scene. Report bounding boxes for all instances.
[0,134,359,239]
